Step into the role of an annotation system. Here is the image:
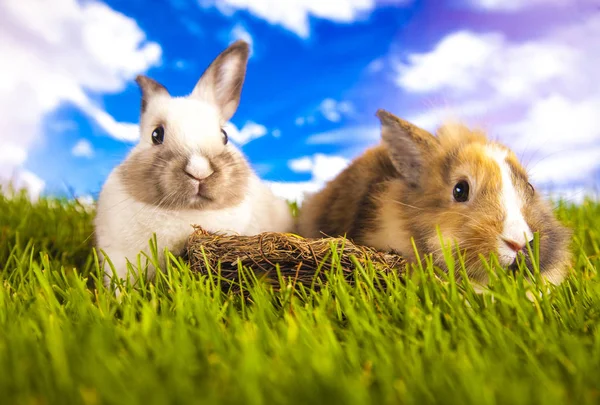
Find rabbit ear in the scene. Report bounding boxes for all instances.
[376,109,440,188]
[135,75,169,113]
[192,40,250,122]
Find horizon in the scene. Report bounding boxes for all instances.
[1,0,599,204]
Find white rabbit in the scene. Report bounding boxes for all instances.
[94,40,294,287]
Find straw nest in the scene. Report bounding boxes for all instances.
[186,226,407,291]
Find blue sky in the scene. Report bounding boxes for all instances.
[1,0,599,203]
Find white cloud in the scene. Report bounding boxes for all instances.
[0,0,161,197]
[17,171,45,201]
[319,98,354,122]
[406,97,506,132]
[225,121,268,145]
[174,59,189,70]
[466,0,572,12]
[306,125,379,145]
[500,94,600,186]
[266,180,323,205]
[0,144,36,200]
[394,14,600,189]
[288,156,314,173]
[0,144,28,169]
[78,101,141,142]
[395,30,574,99]
[311,154,350,183]
[367,58,384,73]
[71,139,94,158]
[320,99,342,122]
[501,94,600,153]
[288,153,350,183]
[527,146,600,185]
[272,129,282,138]
[542,186,599,205]
[230,24,254,55]
[181,17,203,36]
[296,98,354,127]
[396,31,501,94]
[202,0,378,38]
[76,194,96,208]
[0,170,45,201]
[276,153,350,204]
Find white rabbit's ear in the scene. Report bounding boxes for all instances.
[192,40,250,122]
[135,75,169,113]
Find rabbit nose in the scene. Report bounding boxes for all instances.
[185,155,214,181]
[184,170,210,182]
[502,238,525,253]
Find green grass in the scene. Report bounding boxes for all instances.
[0,190,599,405]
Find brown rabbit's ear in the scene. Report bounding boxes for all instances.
[376,109,440,188]
[191,40,250,123]
[135,75,169,113]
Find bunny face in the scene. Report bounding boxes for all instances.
[118,41,252,211]
[377,111,572,284]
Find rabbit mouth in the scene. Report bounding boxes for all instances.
[507,252,532,273]
[508,259,520,273]
[181,171,215,202]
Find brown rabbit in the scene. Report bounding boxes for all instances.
[297,109,572,287]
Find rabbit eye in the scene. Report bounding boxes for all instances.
[151,126,164,145]
[453,180,470,203]
[221,128,228,145]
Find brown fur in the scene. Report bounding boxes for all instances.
[136,76,168,113]
[118,40,252,211]
[118,146,250,210]
[298,110,572,284]
[193,40,249,123]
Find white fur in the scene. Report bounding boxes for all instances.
[486,146,533,265]
[95,44,293,287]
[141,96,225,156]
[95,167,293,286]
